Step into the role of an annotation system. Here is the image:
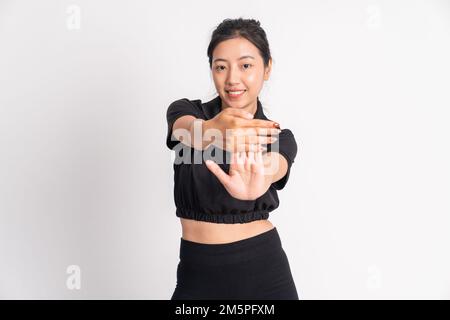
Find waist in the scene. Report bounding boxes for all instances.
[178,227,282,265]
[176,207,270,224]
[180,217,275,244]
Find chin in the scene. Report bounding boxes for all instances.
[229,103,246,109]
[227,99,247,107]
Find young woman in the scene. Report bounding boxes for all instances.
[166,18,299,300]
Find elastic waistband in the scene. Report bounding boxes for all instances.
[179,227,282,266]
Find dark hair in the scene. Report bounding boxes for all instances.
[207,18,272,69]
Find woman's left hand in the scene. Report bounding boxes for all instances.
[205,148,268,200]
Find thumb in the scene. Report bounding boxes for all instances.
[205,160,231,186]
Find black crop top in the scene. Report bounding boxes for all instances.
[166,95,298,224]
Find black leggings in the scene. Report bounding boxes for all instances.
[171,227,299,300]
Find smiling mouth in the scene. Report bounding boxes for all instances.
[225,90,246,97]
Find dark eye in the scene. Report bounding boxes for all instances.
[243,63,253,69]
[215,65,225,71]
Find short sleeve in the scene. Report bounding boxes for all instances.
[166,98,204,150]
[267,129,298,190]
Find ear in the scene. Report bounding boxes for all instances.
[264,58,272,81]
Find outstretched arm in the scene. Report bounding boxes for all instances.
[170,108,280,152]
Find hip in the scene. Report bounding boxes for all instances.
[172,227,299,299]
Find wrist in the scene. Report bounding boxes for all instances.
[188,118,205,151]
[202,119,218,149]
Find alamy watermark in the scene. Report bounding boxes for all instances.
[66,5,81,30]
[171,121,281,175]
[66,265,81,290]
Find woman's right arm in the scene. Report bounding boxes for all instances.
[172,115,213,150]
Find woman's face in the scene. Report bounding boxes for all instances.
[211,36,271,110]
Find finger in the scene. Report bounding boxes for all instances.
[229,134,278,145]
[249,151,255,166]
[251,156,265,174]
[246,135,278,145]
[205,159,231,186]
[237,152,246,166]
[229,151,242,167]
[241,119,280,129]
[254,151,266,173]
[250,143,266,153]
[254,127,282,136]
[255,149,263,164]
[230,143,266,153]
[248,143,260,153]
[246,150,255,171]
[230,127,281,137]
[230,151,238,165]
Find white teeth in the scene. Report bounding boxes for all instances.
[228,90,245,95]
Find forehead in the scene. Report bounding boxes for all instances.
[212,37,261,61]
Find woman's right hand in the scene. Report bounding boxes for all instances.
[204,107,281,153]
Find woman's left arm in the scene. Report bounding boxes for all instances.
[262,151,289,186]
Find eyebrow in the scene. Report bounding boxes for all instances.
[213,55,255,63]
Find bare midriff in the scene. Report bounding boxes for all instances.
[180,218,275,244]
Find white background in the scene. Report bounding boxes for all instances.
[1,0,449,299]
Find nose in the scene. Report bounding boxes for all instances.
[226,65,241,86]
